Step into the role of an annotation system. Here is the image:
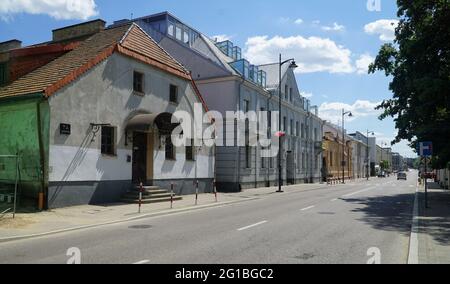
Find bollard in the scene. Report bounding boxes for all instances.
[138,182,143,213]
[213,180,218,202]
[170,182,174,209]
[195,180,199,205]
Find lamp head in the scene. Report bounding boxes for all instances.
[289,60,298,69]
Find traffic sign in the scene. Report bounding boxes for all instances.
[419,142,433,157]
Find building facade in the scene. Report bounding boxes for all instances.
[349,132,371,178]
[117,12,324,192]
[0,21,215,208]
[322,122,353,181]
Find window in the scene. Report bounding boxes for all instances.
[283,117,287,132]
[245,145,251,168]
[0,62,7,86]
[186,139,195,161]
[302,153,305,169]
[261,155,266,169]
[301,123,305,138]
[168,22,174,36]
[101,126,116,156]
[330,151,333,167]
[314,128,318,141]
[285,85,289,100]
[133,71,144,94]
[176,26,182,41]
[290,88,293,102]
[165,136,175,160]
[170,84,178,103]
[183,30,189,44]
[296,121,300,137]
[290,119,294,136]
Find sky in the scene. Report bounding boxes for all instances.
[0,0,416,157]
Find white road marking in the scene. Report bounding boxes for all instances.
[237,221,268,231]
[408,186,419,264]
[300,205,315,211]
[133,260,150,264]
[331,198,339,202]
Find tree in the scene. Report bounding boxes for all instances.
[380,160,390,171]
[369,0,450,168]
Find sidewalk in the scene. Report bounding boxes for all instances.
[0,181,337,242]
[418,182,450,264]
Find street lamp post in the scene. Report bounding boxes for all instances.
[380,142,387,173]
[366,130,374,180]
[277,54,297,193]
[341,109,353,184]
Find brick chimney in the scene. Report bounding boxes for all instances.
[0,40,22,53]
[52,19,106,42]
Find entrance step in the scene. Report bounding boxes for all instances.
[121,185,182,204]
[121,196,183,204]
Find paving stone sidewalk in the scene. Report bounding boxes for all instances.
[418,182,450,264]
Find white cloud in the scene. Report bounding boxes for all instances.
[301,91,313,98]
[319,100,382,124]
[356,54,375,74]
[322,22,345,32]
[294,18,304,25]
[212,34,233,42]
[0,0,98,20]
[244,35,353,74]
[364,19,399,41]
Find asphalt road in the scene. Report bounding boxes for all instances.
[0,172,417,264]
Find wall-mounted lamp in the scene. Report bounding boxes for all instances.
[90,123,111,143]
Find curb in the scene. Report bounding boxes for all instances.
[0,197,259,244]
[407,183,420,264]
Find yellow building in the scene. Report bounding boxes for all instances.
[322,123,353,182]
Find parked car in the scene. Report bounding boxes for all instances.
[397,172,407,180]
[378,172,386,178]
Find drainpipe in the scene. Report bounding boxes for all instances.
[236,77,244,192]
[36,99,47,210]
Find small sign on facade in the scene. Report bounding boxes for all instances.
[60,123,71,135]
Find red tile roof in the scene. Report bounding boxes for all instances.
[0,24,191,99]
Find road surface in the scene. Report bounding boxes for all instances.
[0,172,417,264]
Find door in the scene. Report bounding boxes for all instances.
[132,132,147,184]
[286,151,295,185]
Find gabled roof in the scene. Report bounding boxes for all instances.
[0,23,190,99]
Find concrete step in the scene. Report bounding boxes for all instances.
[123,192,173,199]
[128,189,169,195]
[132,185,161,191]
[121,196,182,204]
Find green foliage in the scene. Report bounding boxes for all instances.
[369,0,450,168]
[380,160,390,170]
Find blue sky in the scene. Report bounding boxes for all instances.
[0,0,416,157]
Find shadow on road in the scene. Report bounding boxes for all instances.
[342,184,450,246]
[342,193,414,237]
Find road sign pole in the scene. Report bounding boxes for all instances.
[425,158,429,209]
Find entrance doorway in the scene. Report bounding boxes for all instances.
[132,132,147,184]
[286,151,295,185]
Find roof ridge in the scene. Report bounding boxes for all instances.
[128,23,189,75]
